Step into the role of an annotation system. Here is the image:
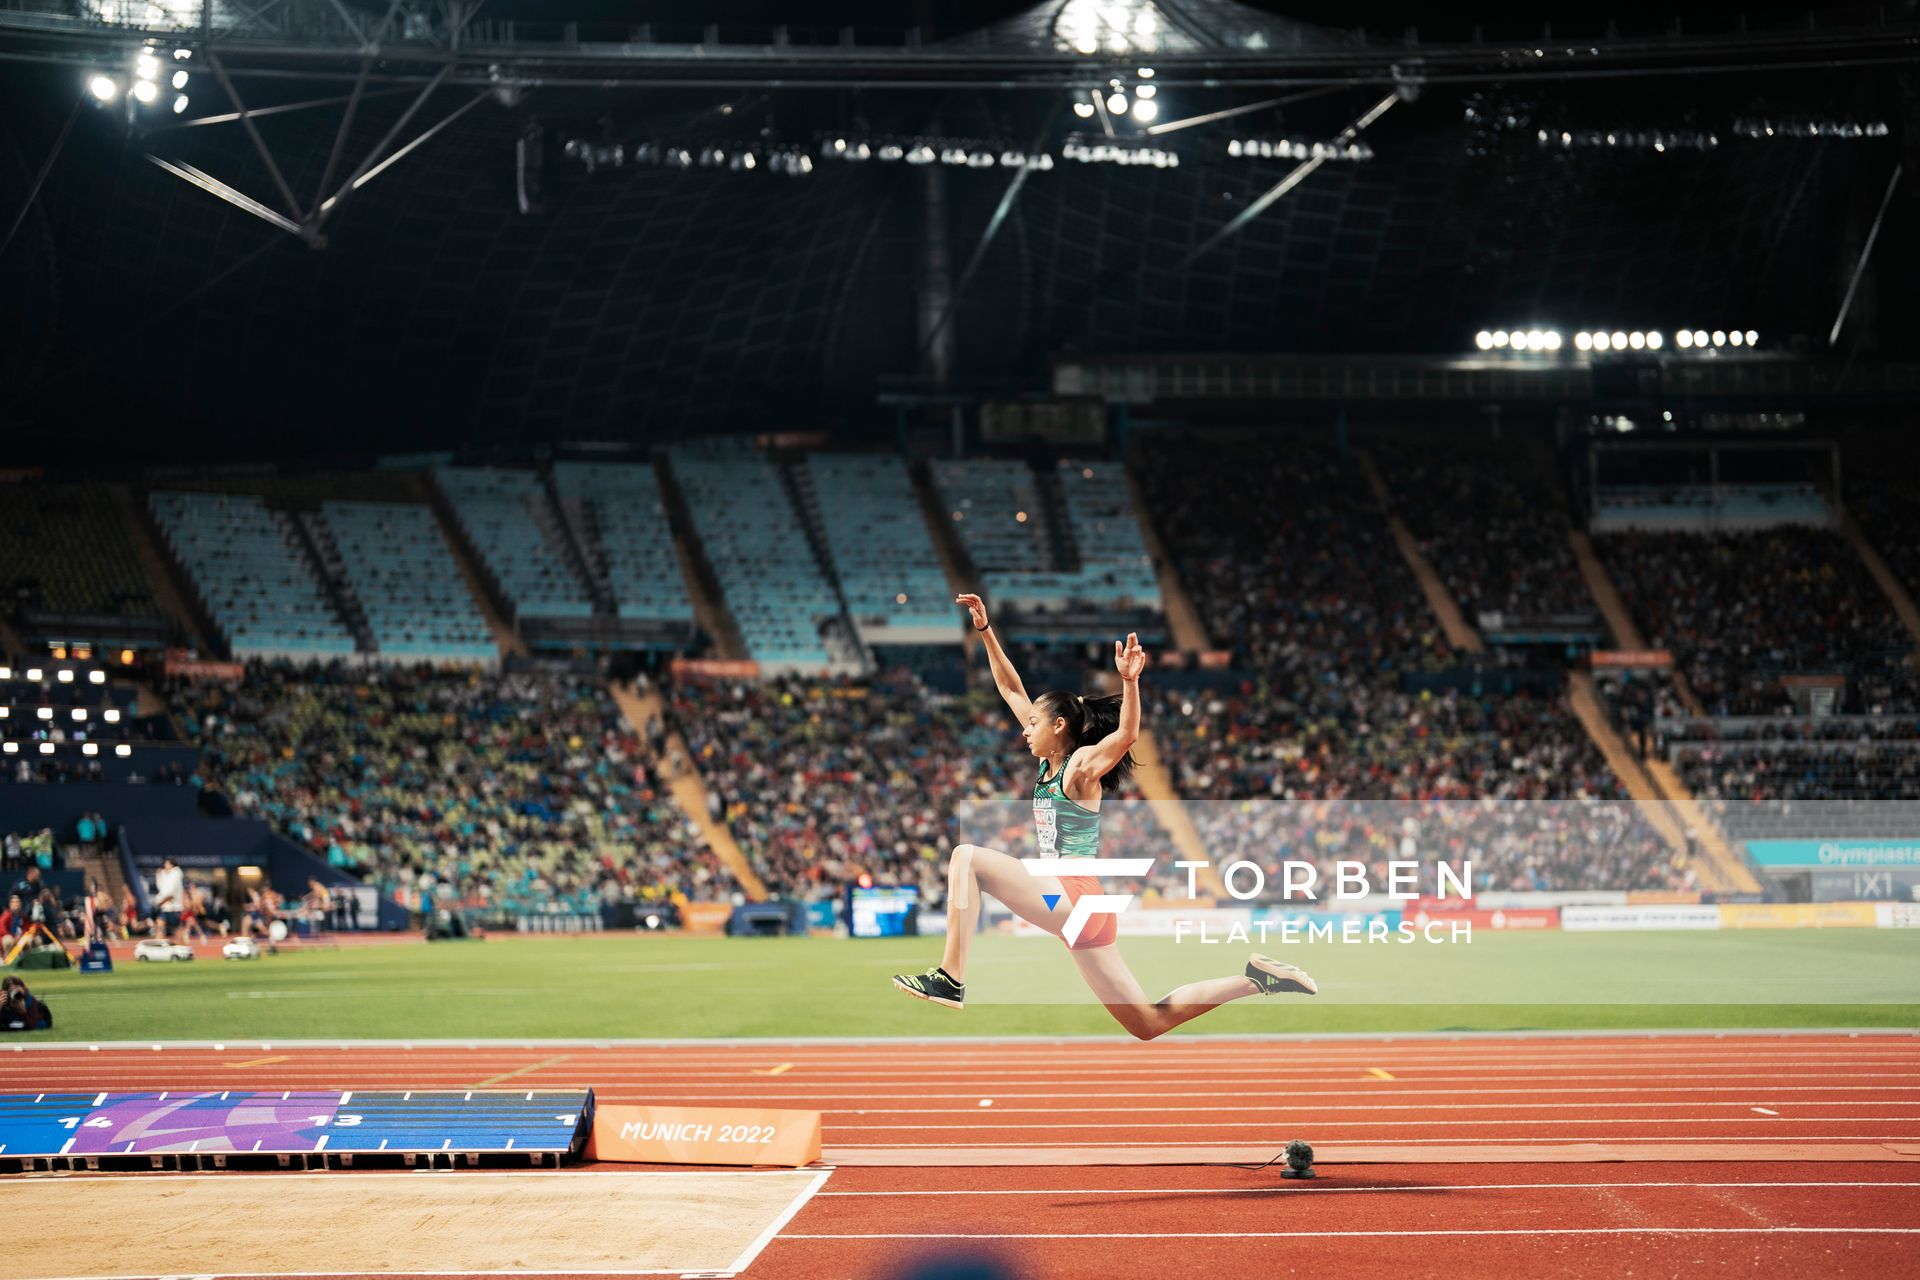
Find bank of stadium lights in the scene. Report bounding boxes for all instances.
[1056,0,1162,56]
[88,45,191,115]
[1474,329,1563,353]
[1571,330,1663,352]
[1229,139,1375,162]
[1732,118,1889,140]
[1672,328,1760,349]
[563,139,821,176]
[819,137,1054,171]
[1061,135,1178,168]
[1541,128,1717,152]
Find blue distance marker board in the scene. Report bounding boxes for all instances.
[0,1089,594,1158]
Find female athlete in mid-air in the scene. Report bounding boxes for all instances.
[892,593,1315,1039]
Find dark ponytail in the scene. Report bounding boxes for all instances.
[1037,690,1136,792]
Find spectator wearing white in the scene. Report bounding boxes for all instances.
[153,857,186,942]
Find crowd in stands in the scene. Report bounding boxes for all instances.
[668,672,1017,901]
[1373,436,1597,620]
[1139,432,1454,686]
[1146,681,1687,894]
[174,662,737,920]
[668,668,1194,901]
[1597,529,1920,715]
[1844,449,1920,603]
[1131,432,1684,891]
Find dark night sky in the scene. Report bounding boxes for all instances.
[0,2,1911,463]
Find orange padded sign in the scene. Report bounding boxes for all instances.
[585,1105,822,1167]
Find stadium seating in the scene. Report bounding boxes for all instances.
[150,491,356,659]
[320,501,496,662]
[1147,683,1686,893]
[669,452,852,670]
[1047,459,1161,606]
[1139,431,1454,680]
[805,454,954,636]
[929,458,1158,610]
[549,462,694,624]
[1673,732,1920,845]
[1135,433,1682,892]
[1845,464,1920,606]
[434,468,594,620]
[668,671,1186,900]
[0,483,156,618]
[1596,528,1919,714]
[1373,436,1597,621]
[179,664,735,915]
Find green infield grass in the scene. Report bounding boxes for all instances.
[13,928,1918,1040]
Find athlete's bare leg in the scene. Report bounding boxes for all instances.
[939,842,1063,982]
[1068,943,1266,1041]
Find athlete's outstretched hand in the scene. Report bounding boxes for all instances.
[956,593,989,630]
[1114,632,1146,681]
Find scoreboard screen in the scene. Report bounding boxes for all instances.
[847,884,919,938]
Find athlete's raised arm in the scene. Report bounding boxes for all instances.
[1068,633,1145,788]
[957,592,1032,723]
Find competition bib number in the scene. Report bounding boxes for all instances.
[1034,798,1057,853]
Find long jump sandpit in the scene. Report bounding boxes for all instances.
[18,1169,828,1278]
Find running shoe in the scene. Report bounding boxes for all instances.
[1246,953,1318,996]
[892,964,966,1010]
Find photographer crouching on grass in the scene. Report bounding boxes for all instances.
[0,977,52,1032]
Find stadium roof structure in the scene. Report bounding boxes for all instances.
[0,3,1914,456]
[0,1,1909,89]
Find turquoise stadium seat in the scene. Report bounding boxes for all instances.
[549,462,694,624]
[671,452,840,667]
[434,468,594,620]
[321,501,498,662]
[150,491,356,659]
[807,454,954,634]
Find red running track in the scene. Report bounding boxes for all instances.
[10,1033,1920,1278]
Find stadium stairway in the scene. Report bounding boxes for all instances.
[778,460,874,673]
[653,455,749,662]
[111,484,209,652]
[1355,451,1484,653]
[407,474,527,658]
[607,677,767,902]
[541,470,618,617]
[1125,726,1229,898]
[908,460,985,663]
[1126,466,1211,654]
[1033,465,1081,573]
[1569,530,1709,716]
[290,510,374,654]
[1566,671,1731,890]
[1641,756,1765,895]
[1838,504,1920,650]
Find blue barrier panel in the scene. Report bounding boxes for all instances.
[0,1089,593,1159]
[1747,839,1920,868]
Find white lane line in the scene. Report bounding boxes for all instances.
[8,1031,1915,1048]
[1755,1107,1782,1116]
[815,1181,1920,1197]
[91,1092,106,1107]
[820,1098,1920,1114]
[723,1169,833,1276]
[827,1117,1920,1130]
[828,1134,1920,1146]
[777,1227,1920,1241]
[16,1059,1916,1076]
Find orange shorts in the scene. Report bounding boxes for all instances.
[1055,874,1118,950]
